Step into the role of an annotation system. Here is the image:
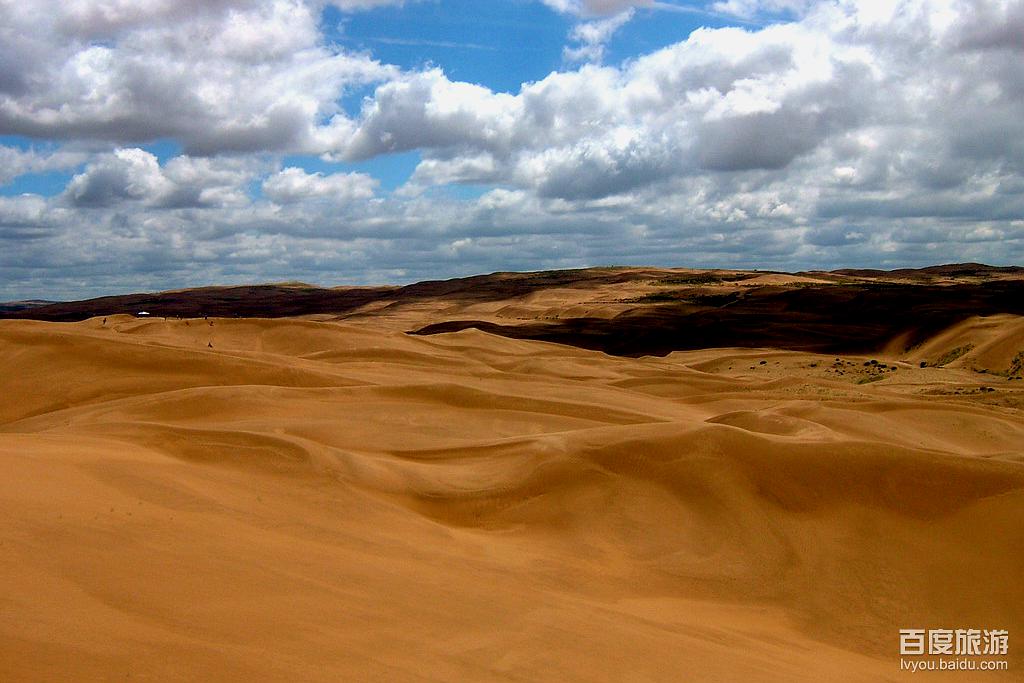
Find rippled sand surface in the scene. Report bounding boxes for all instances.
[2,312,1022,681]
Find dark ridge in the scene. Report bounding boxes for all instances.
[0,300,58,314]
[387,267,668,302]
[412,282,1024,357]
[832,263,1024,278]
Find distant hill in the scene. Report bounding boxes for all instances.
[0,300,58,314]
[833,263,1024,278]
[0,285,395,322]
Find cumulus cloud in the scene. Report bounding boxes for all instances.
[63,148,259,208]
[262,167,378,203]
[340,70,520,161]
[0,0,394,154]
[0,194,49,229]
[335,19,880,199]
[65,148,171,207]
[0,146,86,185]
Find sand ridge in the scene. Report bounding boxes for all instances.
[2,313,1023,681]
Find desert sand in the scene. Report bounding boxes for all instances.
[2,268,1023,681]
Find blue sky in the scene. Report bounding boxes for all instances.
[329,1,572,93]
[1,0,1023,299]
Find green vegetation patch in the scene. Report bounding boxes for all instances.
[1010,351,1024,377]
[657,273,755,286]
[926,343,975,367]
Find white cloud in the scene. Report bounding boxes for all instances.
[340,69,521,161]
[0,194,49,227]
[262,167,378,203]
[564,9,635,63]
[710,0,815,19]
[402,154,501,196]
[0,0,394,154]
[65,148,171,207]
[63,148,259,208]
[0,146,86,185]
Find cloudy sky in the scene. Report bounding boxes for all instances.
[1,0,1023,299]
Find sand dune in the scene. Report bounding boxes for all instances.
[2,306,1023,681]
[903,315,1024,376]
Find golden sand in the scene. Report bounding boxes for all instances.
[2,312,1022,681]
